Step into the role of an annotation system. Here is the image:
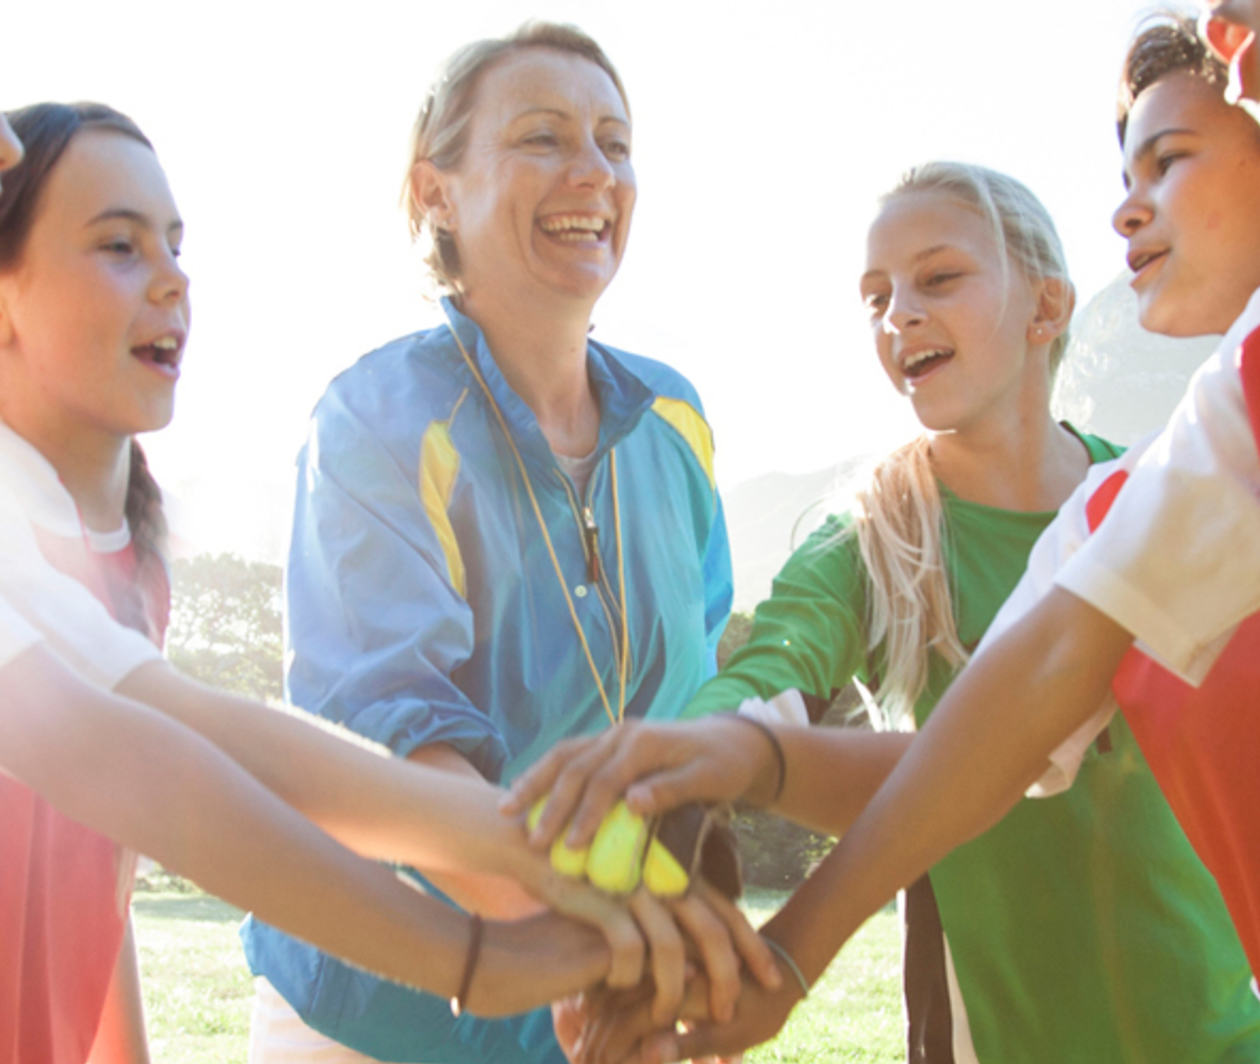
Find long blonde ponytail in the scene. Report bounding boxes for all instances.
[850,162,1072,728]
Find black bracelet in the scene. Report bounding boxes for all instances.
[728,713,786,804]
[449,913,484,1017]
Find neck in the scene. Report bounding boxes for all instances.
[1,403,131,531]
[927,408,1089,512]
[459,289,601,457]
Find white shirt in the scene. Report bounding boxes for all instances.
[0,423,160,689]
[978,288,1260,793]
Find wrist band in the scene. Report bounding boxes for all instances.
[762,935,809,1000]
[449,913,484,1017]
[729,714,786,804]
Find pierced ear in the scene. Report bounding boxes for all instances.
[1029,277,1075,344]
[409,160,457,233]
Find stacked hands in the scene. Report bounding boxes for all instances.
[501,714,801,1064]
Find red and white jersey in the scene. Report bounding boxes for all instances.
[977,288,1260,977]
[0,420,168,1064]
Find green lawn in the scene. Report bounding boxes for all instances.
[132,882,902,1063]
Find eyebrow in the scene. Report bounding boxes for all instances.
[511,106,629,126]
[84,207,184,235]
[859,244,956,283]
[1122,126,1195,186]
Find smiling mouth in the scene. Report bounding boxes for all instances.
[901,347,953,379]
[131,335,182,374]
[539,214,612,244]
[1128,248,1168,275]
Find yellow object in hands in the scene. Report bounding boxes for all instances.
[528,798,590,878]
[641,837,690,897]
[528,796,731,898]
[586,801,651,894]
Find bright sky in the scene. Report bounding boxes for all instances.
[9,0,1180,559]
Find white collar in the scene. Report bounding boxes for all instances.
[0,420,93,538]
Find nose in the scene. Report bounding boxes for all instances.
[882,286,926,333]
[567,135,616,190]
[1112,187,1152,238]
[0,115,24,177]
[149,247,190,306]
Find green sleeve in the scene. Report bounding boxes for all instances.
[684,514,870,718]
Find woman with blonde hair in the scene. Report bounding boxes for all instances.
[239,19,774,1064]
[516,161,1260,1063]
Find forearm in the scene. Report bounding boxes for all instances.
[771,727,911,835]
[764,588,1133,984]
[402,744,543,919]
[116,663,529,881]
[0,647,606,1007]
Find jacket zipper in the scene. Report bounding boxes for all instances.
[555,467,626,680]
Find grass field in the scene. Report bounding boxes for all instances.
[132,881,903,1063]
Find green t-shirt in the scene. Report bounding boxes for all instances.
[690,434,1260,1063]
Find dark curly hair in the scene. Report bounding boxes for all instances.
[1117,15,1229,144]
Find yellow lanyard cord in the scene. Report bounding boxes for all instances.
[444,318,629,727]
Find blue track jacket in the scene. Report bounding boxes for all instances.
[240,300,732,1062]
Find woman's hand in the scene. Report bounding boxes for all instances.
[501,716,780,853]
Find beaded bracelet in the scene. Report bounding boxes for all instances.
[449,913,484,1017]
[762,935,809,1000]
[728,714,787,804]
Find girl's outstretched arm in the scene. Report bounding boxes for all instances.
[0,641,609,1015]
[614,588,1133,1063]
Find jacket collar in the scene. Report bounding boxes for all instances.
[440,298,654,476]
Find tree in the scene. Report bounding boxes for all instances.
[166,553,283,701]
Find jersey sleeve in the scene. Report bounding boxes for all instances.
[686,515,867,721]
[285,387,510,781]
[1055,290,1260,685]
[0,599,40,672]
[0,493,160,687]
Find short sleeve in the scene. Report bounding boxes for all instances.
[0,493,160,687]
[1055,291,1260,684]
[687,516,867,720]
[0,599,41,671]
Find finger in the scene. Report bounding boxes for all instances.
[549,881,645,989]
[692,881,781,992]
[502,736,592,822]
[622,717,768,817]
[573,984,653,1064]
[538,727,634,848]
[583,994,661,1064]
[629,888,686,1026]
[648,1024,736,1064]
[666,894,738,1023]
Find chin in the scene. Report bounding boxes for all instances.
[1139,300,1231,340]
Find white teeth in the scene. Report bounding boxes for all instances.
[154,336,179,350]
[540,214,608,233]
[903,348,950,372]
